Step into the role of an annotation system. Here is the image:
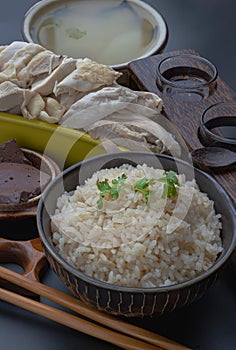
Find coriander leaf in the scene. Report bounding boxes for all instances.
[110,185,121,199]
[112,173,127,184]
[97,197,104,210]
[134,177,150,189]
[96,174,127,208]
[133,177,155,204]
[166,170,179,185]
[158,170,180,199]
[97,179,111,192]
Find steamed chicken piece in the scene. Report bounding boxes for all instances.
[59,86,163,128]
[57,91,87,110]
[0,41,176,156]
[0,43,45,86]
[55,58,122,94]
[0,81,48,121]
[88,115,181,156]
[17,50,64,88]
[39,97,66,123]
[31,57,76,96]
[58,85,178,155]
[21,90,65,122]
[21,90,45,120]
[0,81,24,111]
[6,105,22,116]
[0,41,29,70]
[0,80,65,122]
[0,46,7,54]
[54,58,122,108]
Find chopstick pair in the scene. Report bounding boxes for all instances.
[0,266,191,350]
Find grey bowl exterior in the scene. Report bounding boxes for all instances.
[37,152,236,317]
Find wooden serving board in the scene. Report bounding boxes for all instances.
[0,237,48,299]
[128,49,236,204]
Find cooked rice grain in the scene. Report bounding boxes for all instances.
[51,164,222,288]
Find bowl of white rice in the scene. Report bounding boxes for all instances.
[37,152,236,317]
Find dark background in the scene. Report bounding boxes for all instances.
[0,1,236,350]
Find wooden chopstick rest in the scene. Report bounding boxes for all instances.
[0,237,48,299]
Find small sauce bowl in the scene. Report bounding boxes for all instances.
[199,101,236,151]
[156,54,218,102]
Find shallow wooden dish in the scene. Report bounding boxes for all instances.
[0,149,61,220]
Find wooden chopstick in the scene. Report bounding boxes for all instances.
[0,287,160,350]
[0,266,191,350]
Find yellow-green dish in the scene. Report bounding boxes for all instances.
[0,112,105,168]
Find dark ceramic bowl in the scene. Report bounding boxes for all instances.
[37,152,236,317]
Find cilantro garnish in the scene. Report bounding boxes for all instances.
[96,174,127,209]
[133,177,156,204]
[157,170,180,199]
[96,171,180,209]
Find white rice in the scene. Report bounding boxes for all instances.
[51,164,223,288]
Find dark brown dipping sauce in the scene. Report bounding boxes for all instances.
[0,139,50,204]
[163,67,211,86]
[162,67,212,101]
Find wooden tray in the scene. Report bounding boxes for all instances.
[128,49,236,204]
[0,237,48,299]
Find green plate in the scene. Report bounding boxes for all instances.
[0,112,105,168]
